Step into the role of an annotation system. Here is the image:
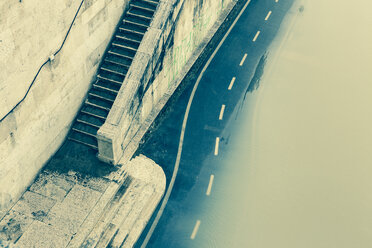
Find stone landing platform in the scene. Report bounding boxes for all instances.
[0,154,165,248]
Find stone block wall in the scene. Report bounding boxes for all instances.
[0,0,130,214]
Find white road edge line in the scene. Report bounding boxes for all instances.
[140,0,252,246]
[239,53,248,66]
[253,30,260,42]
[206,174,215,196]
[219,104,226,120]
[190,220,201,240]
[265,11,272,21]
[228,77,236,90]
[214,137,220,156]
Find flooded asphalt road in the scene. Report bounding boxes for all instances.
[134,0,372,247]
[134,0,296,247]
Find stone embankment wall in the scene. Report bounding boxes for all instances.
[98,0,237,164]
[0,0,130,214]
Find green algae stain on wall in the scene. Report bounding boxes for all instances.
[164,0,227,89]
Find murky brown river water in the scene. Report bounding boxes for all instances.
[195,0,372,247]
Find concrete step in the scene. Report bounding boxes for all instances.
[105,53,132,68]
[112,40,139,52]
[92,83,119,95]
[123,18,149,29]
[131,0,158,12]
[86,97,112,111]
[81,104,109,120]
[77,112,105,127]
[98,71,125,85]
[68,130,98,150]
[119,25,146,36]
[108,49,135,61]
[101,61,129,76]
[109,186,155,248]
[115,193,160,247]
[95,183,152,248]
[116,30,143,43]
[76,118,101,129]
[129,6,154,19]
[72,127,96,140]
[85,100,111,113]
[88,92,115,105]
[109,45,136,59]
[126,11,152,23]
[124,15,151,28]
[140,0,159,7]
[80,109,107,121]
[94,155,166,248]
[130,3,156,15]
[79,176,137,247]
[95,77,122,92]
[73,121,99,135]
[100,66,127,78]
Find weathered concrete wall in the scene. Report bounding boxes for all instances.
[0,0,129,214]
[98,0,236,164]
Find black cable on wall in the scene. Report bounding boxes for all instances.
[0,0,85,123]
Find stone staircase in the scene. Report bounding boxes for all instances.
[68,0,159,150]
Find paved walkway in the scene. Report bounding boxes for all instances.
[0,169,109,247]
[0,154,165,248]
